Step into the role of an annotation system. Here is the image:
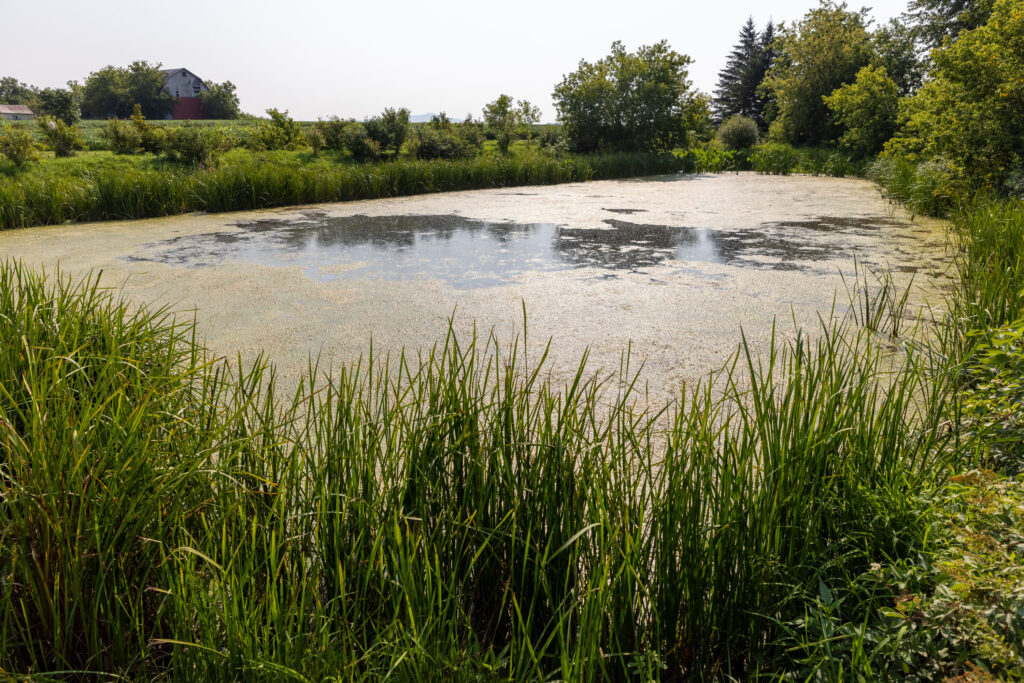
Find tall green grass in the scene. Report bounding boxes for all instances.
[865,156,959,218]
[0,152,685,230]
[0,261,959,679]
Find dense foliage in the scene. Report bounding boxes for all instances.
[885,0,1024,189]
[824,65,900,157]
[198,80,241,119]
[365,107,410,157]
[715,114,759,150]
[81,61,175,119]
[553,41,706,152]
[761,2,874,145]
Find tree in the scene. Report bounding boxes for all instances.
[81,61,173,119]
[364,107,410,157]
[823,65,899,157]
[904,0,995,48]
[553,41,701,152]
[199,81,240,119]
[760,2,873,146]
[886,0,1024,188]
[713,18,776,128]
[35,86,80,125]
[870,20,925,96]
[482,94,541,152]
[0,77,38,108]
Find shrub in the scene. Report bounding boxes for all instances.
[364,107,410,156]
[314,116,349,151]
[129,104,166,153]
[36,116,84,158]
[414,114,481,160]
[749,142,800,175]
[306,126,324,156]
[961,318,1024,475]
[866,155,957,217]
[716,115,759,150]
[249,108,304,150]
[0,124,40,168]
[99,118,143,154]
[341,122,380,161]
[163,124,225,166]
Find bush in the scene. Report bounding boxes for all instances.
[306,126,325,156]
[314,116,349,151]
[364,107,410,157]
[749,142,800,175]
[249,108,304,150]
[341,122,381,161]
[36,116,84,158]
[716,115,759,150]
[414,114,481,160]
[866,155,957,217]
[99,118,143,154]
[162,124,225,166]
[0,124,40,168]
[129,105,166,153]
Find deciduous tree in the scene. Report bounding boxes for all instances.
[760,2,873,146]
[553,41,702,152]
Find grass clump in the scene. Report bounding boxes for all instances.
[0,259,959,679]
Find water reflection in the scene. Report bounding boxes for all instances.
[127,212,916,288]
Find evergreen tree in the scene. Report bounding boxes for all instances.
[713,18,776,129]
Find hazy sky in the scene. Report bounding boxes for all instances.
[3,0,909,121]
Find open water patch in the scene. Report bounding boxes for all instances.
[126,212,920,288]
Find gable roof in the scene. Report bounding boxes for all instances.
[0,104,33,115]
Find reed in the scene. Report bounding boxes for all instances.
[0,152,685,230]
[0,260,958,679]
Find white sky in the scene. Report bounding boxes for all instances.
[2,0,909,121]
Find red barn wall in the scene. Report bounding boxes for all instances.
[172,97,204,120]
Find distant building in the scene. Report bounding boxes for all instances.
[0,104,34,121]
[161,68,209,120]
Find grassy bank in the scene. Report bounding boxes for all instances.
[2,156,1022,679]
[0,149,685,230]
[0,254,964,680]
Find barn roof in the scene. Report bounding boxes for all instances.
[0,104,34,115]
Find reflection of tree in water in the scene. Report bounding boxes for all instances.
[554,220,703,271]
[129,211,903,279]
[235,212,545,250]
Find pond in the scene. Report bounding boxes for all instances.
[0,172,949,404]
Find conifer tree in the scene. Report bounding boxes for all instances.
[713,18,776,129]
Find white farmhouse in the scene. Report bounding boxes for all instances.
[0,104,34,121]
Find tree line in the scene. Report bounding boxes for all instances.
[0,61,240,123]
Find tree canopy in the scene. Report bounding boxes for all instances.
[886,0,1024,187]
[81,61,174,119]
[760,2,874,146]
[199,81,241,119]
[553,41,704,153]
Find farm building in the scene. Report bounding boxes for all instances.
[0,104,34,120]
[161,68,209,119]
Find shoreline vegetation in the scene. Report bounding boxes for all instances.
[1,183,1023,679]
[0,141,872,232]
[3,0,1024,677]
